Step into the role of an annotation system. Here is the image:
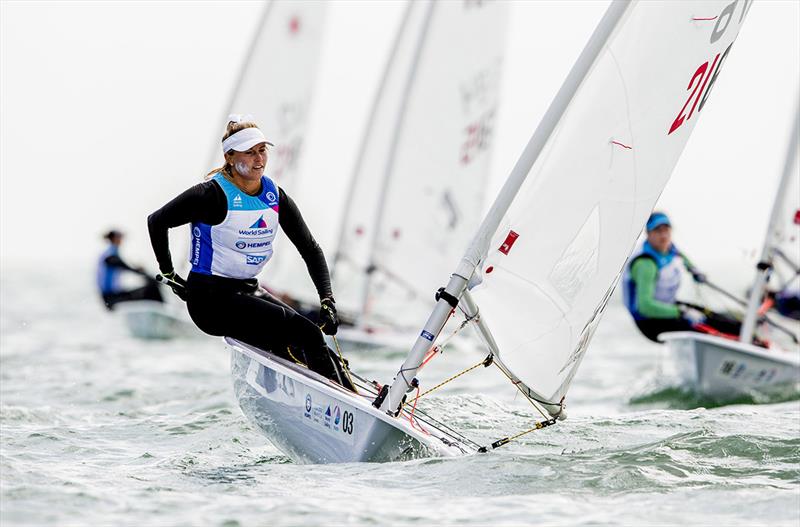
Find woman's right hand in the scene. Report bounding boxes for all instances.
[158,271,188,301]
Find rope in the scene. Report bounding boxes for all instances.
[331,335,358,395]
[286,346,307,367]
[403,355,493,408]
[492,361,558,421]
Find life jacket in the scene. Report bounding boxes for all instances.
[97,244,121,294]
[189,173,280,279]
[622,241,683,320]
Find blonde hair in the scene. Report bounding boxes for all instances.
[205,120,260,180]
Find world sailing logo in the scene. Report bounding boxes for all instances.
[250,216,268,229]
[233,194,243,208]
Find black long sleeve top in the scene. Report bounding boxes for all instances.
[147,179,332,300]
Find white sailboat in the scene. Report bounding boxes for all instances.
[329,0,507,349]
[230,0,752,463]
[660,109,800,400]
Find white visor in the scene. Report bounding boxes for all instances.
[222,127,273,153]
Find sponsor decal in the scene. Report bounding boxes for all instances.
[246,255,267,265]
[324,405,332,428]
[266,191,277,203]
[333,406,341,431]
[193,227,201,238]
[420,330,435,342]
[499,230,519,255]
[238,228,274,236]
[250,216,268,229]
[235,240,247,250]
[304,394,312,417]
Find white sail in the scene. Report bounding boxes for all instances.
[469,0,753,405]
[768,117,800,292]
[332,0,508,328]
[740,110,800,341]
[218,1,326,189]
[382,0,753,414]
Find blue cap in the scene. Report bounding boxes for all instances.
[646,212,671,232]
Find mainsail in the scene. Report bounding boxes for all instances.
[217,0,326,189]
[332,0,508,329]
[381,0,753,415]
[740,109,800,342]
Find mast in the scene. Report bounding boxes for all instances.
[378,0,631,415]
[740,109,800,343]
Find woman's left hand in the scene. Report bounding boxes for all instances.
[319,298,340,335]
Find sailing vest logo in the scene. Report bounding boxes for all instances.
[246,255,266,265]
[233,194,243,208]
[250,216,268,229]
[266,191,277,203]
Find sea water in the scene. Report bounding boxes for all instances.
[1,268,798,526]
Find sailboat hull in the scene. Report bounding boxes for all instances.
[660,332,800,401]
[228,338,471,463]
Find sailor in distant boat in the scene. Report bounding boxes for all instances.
[97,229,164,310]
[623,212,741,342]
[147,116,354,390]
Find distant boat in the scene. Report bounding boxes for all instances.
[231,0,752,463]
[117,300,199,340]
[661,107,800,401]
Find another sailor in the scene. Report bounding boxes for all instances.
[97,229,164,310]
[147,116,354,390]
[623,212,741,342]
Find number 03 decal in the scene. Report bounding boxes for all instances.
[342,410,354,435]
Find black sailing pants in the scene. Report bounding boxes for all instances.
[185,272,349,386]
[102,280,164,310]
[635,312,742,343]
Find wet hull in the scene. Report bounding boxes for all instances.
[228,338,472,463]
[661,332,800,401]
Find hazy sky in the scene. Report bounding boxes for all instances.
[2,0,798,295]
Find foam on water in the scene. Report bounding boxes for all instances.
[1,269,799,526]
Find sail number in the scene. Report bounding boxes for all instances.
[342,410,354,435]
[668,0,751,135]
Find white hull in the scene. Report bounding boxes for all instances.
[116,301,198,340]
[660,332,800,400]
[227,337,474,463]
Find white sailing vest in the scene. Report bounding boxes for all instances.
[189,173,280,279]
[622,241,683,319]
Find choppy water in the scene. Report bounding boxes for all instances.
[2,269,799,526]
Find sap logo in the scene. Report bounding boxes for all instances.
[246,255,266,265]
[233,194,243,208]
[193,227,201,238]
[235,240,247,250]
[266,191,277,204]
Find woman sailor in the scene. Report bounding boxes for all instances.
[623,212,741,342]
[147,116,353,390]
